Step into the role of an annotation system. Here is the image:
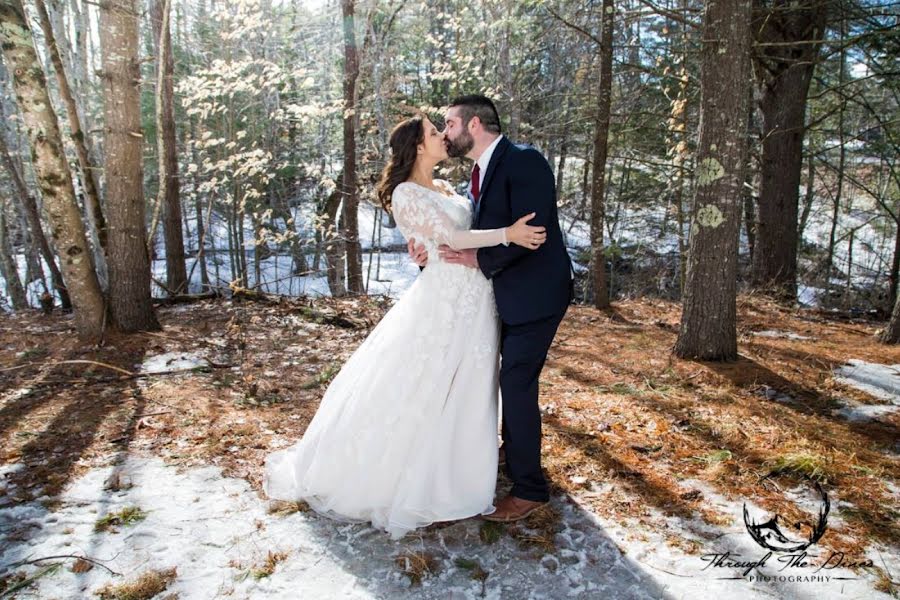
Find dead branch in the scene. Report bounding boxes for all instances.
[1,554,121,576]
[152,291,220,306]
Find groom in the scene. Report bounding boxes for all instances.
[408,94,574,521]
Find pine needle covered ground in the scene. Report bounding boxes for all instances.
[0,294,897,596]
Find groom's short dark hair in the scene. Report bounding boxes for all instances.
[449,94,502,134]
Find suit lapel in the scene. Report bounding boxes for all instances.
[474,136,511,227]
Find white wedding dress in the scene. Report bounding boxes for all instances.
[263,179,504,540]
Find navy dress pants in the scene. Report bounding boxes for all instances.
[499,307,568,502]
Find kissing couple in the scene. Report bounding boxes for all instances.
[264,94,574,540]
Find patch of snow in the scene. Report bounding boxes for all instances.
[0,462,25,483]
[886,480,900,498]
[139,351,208,374]
[0,454,671,599]
[833,400,898,422]
[560,215,591,249]
[797,285,824,308]
[752,330,814,341]
[149,250,421,300]
[834,360,900,404]
[757,385,797,404]
[357,202,407,250]
[569,477,898,600]
[1,387,33,404]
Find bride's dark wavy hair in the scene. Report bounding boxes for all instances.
[376,114,425,214]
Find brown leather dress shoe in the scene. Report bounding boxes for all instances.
[481,494,548,522]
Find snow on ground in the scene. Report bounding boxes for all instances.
[834,360,900,403]
[2,449,896,599]
[568,477,898,600]
[0,454,668,600]
[150,250,421,300]
[802,205,892,289]
[830,359,900,423]
[757,385,800,406]
[750,330,815,341]
[139,351,208,374]
[2,188,892,312]
[834,402,899,423]
[797,286,824,308]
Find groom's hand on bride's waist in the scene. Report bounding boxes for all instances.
[407,238,428,268]
[438,246,478,269]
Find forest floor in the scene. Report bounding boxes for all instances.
[0,293,898,599]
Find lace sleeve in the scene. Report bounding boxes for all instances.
[391,183,508,250]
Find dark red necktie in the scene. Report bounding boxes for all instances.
[470,163,481,206]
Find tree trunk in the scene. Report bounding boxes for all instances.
[321,178,347,297]
[844,228,854,310]
[99,0,159,331]
[0,126,71,308]
[676,161,688,295]
[749,0,827,300]
[743,190,755,263]
[33,0,107,254]
[578,141,590,220]
[826,14,848,287]
[12,194,45,291]
[496,12,518,140]
[888,205,900,311]
[341,0,363,294]
[0,198,28,309]
[193,194,211,290]
[235,181,248,285]
[188,118,209,290]
[69,0,89,101]
[150,0,187,294]
[589,0,614,309]
[798,150,815,242]
[881,288,900,344]
[674,0,751,361]
[0,0,104,335]
[72,0,103,184]
[556,115,569,204]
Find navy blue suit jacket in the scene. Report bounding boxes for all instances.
[473,137,573,325]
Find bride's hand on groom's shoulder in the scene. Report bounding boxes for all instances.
[407,238,428,267]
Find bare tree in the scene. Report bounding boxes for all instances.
[150,0,188,294]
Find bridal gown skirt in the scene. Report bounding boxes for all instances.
[263,260,500,540]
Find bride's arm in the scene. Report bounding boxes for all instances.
[392,184,509,250]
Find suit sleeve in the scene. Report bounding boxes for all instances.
[476,148,555,280]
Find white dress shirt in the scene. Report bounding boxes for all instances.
[467,134,506,244]
[469,134,504,197]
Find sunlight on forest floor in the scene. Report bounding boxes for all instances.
[0,295,897,598]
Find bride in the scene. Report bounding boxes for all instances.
[262,113,546,540]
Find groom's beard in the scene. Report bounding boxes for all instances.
[445,131,474,158]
